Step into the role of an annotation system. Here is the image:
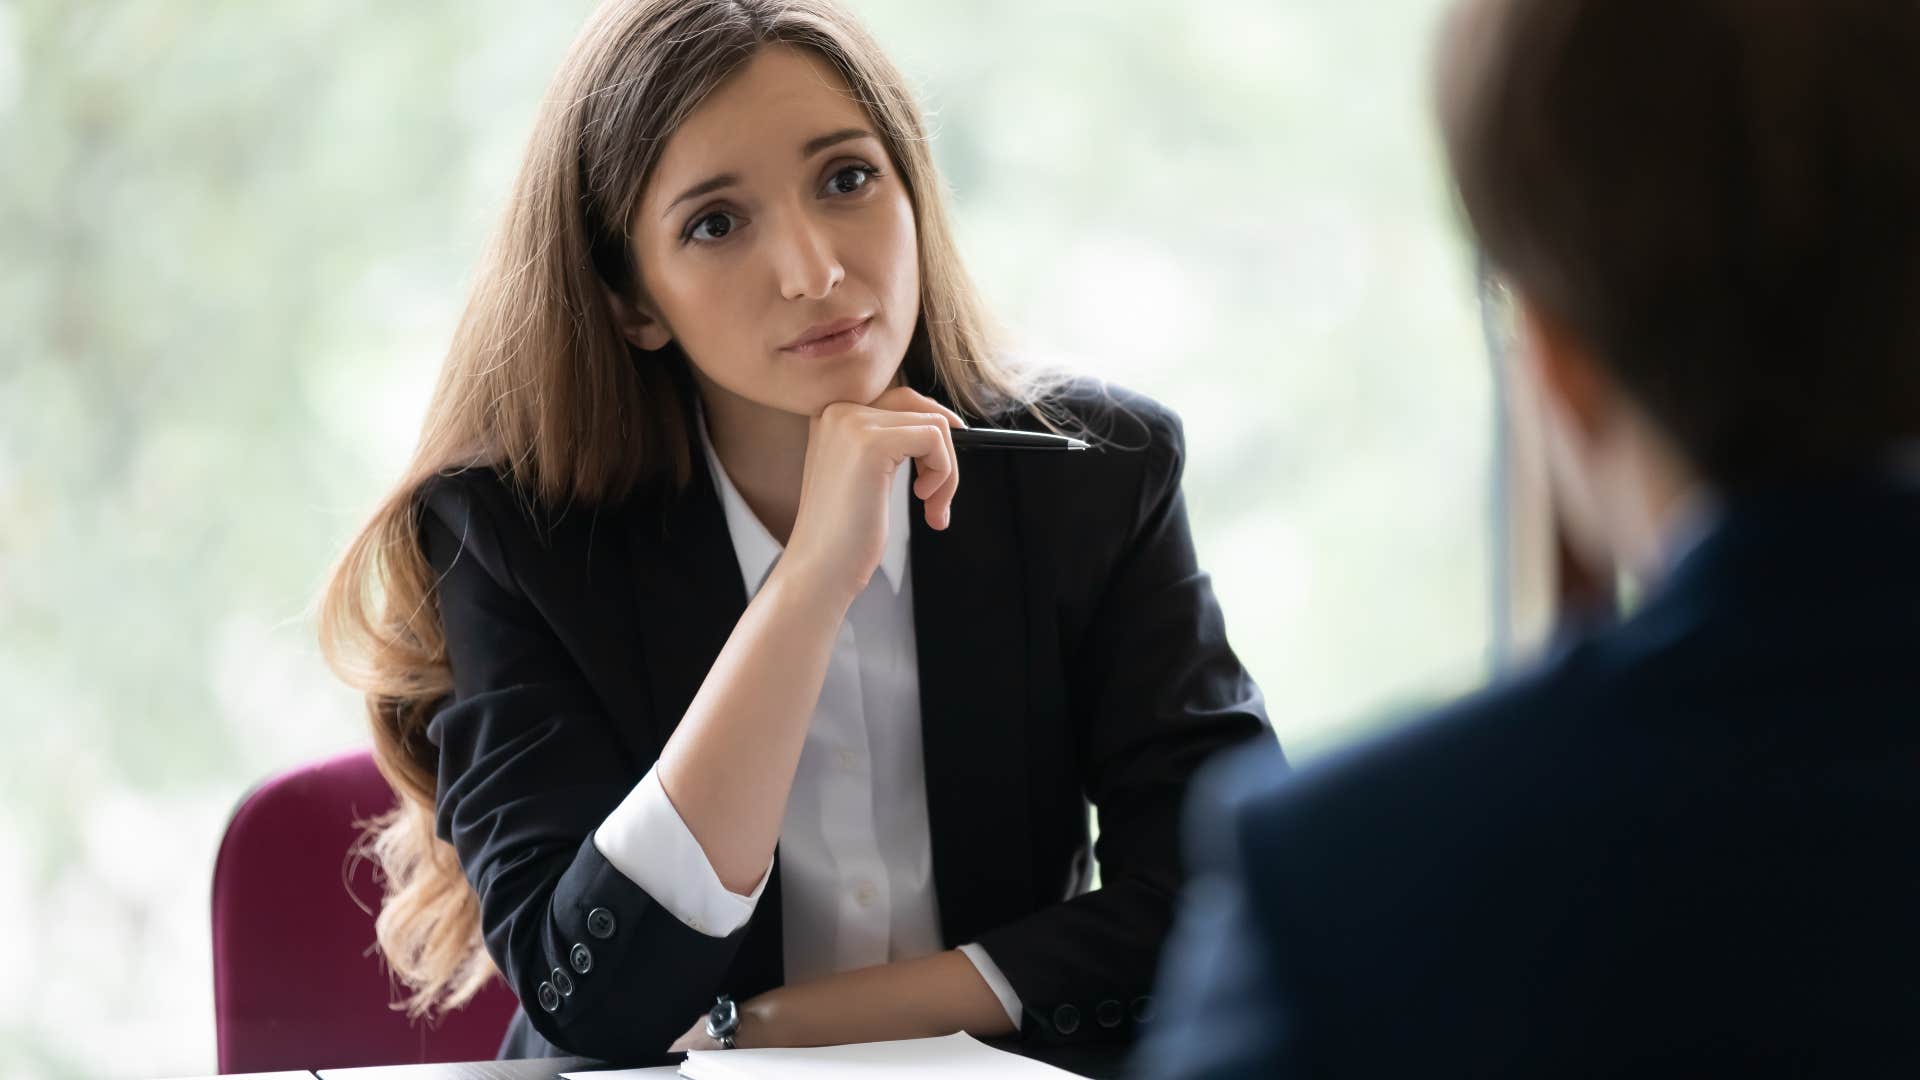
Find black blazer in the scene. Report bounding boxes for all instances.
[1138,481,1920,1078]
[417,379,1272,1062]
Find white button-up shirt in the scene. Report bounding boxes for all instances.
[591,418,1023,1026]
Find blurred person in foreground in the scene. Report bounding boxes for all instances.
[1137,0,1920,1075]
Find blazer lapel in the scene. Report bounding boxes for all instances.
[624,456,788,991]
[911,450,1036,947]
[625,455,750,751]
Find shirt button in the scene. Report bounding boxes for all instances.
[836,749,858,771]
[1096,999,1123,1028]
[551,968,574,998]
[537,981,561,1013]
[586,907,617,939]
[854,881,878,906]
[689,916,705,933]
[1131,995,1155,1024]
[570,942,594,975]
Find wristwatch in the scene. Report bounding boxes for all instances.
[705,994,740,1050]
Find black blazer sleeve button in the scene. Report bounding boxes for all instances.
[570,942,594,975]
[586,906,618,939]
[1131,995,1155,1024]
[551,968,574,997]
[1097,999,1124,1028]
[1052,1003,1082,1036]
[537,981,562,1013]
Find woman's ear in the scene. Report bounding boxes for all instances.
[604,287,675,351]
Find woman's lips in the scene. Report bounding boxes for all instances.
[780,315,873,359]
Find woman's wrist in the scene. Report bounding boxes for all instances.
[736,988,801,1049]
[763,552,861,617]
[725,951,1014,1051]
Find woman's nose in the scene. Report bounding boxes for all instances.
[772,212,845,302]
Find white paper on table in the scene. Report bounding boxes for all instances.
[659,1032,1086,1078]
[559,1066,682,1079]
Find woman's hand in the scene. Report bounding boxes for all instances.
[662,950,1015,1054]
[780,386,965,605]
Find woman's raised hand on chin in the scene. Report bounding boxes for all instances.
[778,386,966,606]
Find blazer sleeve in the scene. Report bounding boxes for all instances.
[975,400,1277,1042]
[418,474,745,1061]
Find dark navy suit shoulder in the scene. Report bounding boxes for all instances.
[1142,487,1920,1078]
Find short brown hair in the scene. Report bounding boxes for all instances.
[1439,0,1920,490]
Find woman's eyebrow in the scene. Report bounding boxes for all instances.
[663,173,739,219]
[660,129,875,220]
[800,127,873,158]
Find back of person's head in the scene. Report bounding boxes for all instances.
[1438,0,1920,493]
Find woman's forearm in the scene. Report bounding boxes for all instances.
[655,561,852,893]
[657,391,963,895]
[741,949,1018,1047]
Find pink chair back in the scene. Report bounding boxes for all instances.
[211,748,519,1072]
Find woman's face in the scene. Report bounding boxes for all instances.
[625,45,921,418]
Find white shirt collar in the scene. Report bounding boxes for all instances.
[697,408,910,599]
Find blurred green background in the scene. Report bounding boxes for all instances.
[0,0,1492,1075]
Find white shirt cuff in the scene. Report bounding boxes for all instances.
[957,942,1024,1028]
[593,765,769,938]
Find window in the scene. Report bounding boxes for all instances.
[1,2,1492,1074]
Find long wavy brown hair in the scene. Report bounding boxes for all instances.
[319,0,1041,1019]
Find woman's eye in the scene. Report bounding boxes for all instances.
[824,165,877,196]
[687,211,736,242]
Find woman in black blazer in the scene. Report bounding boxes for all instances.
[321,0,1271,1063]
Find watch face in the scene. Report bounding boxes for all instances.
[706,996,738,1038]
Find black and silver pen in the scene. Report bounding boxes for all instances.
[950,427,1088,452]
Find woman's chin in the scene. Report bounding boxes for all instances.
[779,357,903,412]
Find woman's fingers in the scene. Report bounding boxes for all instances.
[867,410,959,529]
[871,385,969,430]
[921,421,960,529]
[878,392,965,525]
[901,425,956,528]
[921,427,958,530]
